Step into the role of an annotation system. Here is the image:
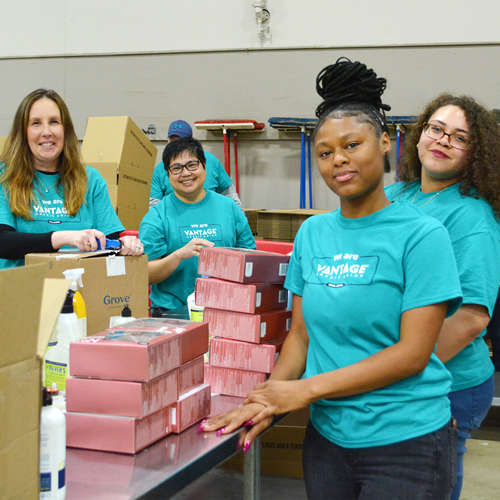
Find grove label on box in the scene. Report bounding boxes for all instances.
[69,331,180,382]
[195,278,288,314]
[198,247,290,284]
[66,405,172,454]
[204,365,266,398]
[66,368,178,418]
[204,308,292,344]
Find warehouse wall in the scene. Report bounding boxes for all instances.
[1,2,499,210]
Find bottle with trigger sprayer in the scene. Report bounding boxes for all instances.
[62,268,87,337]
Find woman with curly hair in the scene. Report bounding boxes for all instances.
[0,88,143,269]
[202,59,463,500]
[386,93,500,500]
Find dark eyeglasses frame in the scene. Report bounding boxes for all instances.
[167,159,201,175]
[423,122,472,151]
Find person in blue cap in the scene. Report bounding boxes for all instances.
[149,120,243,210]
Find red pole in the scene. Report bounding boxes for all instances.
[223,128,229,175]
[233,132,239,194]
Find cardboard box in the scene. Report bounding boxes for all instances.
[170,384,211,434]
[178,355,205,397]
[81,116,158,231]
[195,278,288,314]
[0,265,69,500]
[209,337,283,373]
[243,209,265,235]
[25,253,149,336]
[69,331,180,382]
[0,136,7,155]
[205,308,292,344]
[204,364,266,397]
[222,407,310,478]
[65,368,178,418]
[257,209,329,242]
[108,317,209,364]
[66,405,172,454]
[198,247,290,284]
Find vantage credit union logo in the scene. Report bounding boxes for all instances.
[310,253,378,286]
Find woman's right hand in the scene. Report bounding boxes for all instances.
[175,238,214,261]
[51,229,106,252]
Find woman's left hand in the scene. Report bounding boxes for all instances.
[118,235,144,256]
[244,379,311,416]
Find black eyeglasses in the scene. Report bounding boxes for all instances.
[423,122,471,151]
[167,160,201,175]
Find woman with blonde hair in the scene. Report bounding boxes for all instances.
[0,88,143,269]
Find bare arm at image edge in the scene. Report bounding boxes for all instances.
[221,184,243,210]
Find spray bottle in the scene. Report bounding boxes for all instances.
[44,291,81,393]
[40,387,66,500]
[62,268,87,337]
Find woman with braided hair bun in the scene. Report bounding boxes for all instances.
[201,58,461,499]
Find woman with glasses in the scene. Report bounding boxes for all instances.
[386,93,500,500]
[139,137,255,312]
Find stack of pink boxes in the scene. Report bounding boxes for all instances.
[196,247,292,398]
[65,318,210,454]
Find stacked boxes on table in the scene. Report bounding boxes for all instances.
[65,318,210,454]
[196,248,292,398]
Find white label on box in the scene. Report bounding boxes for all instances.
[279,263,288,276]
[256,292,262,308]
[286,318,292,331]
[171,407,177,425]
[106,256,126,276]
[260,322,267,338]
[279,290,287,303]
[245,262,253,277]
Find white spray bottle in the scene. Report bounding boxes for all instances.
[44,291,81,393]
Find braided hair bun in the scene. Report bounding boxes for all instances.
[315,57,391,121]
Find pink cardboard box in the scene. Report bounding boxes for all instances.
[69,331,180,382]
[209,337,283,373]
[107,318,209,365]
[204,365,266,398]
[195,278,288,314]
[178,355,205,397]
[204,308,292,344]
[66,369,178,418]
[66,405,172,454]
[170,384,211,434]
[198,247,290,284]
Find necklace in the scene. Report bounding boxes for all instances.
[36,175,59,193]
[411,185,451,208]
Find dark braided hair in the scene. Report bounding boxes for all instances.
[315,57,391,138]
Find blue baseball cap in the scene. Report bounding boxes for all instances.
[168,120,193,139]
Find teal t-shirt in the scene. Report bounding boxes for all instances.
[386,181,500,392]
[0,166,124,270]
[285,202,462,448]
[150,151,233,201]
[139,190,256,309]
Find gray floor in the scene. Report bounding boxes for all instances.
[172,407,500,500]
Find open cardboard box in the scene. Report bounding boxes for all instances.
[81,116,158,231]
[0,264,69,500]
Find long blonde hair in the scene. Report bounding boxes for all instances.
[0,89,87,219]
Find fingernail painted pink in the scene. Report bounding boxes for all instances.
[244,441,252,453]
[243,420,254,428]
[216,427,226,437]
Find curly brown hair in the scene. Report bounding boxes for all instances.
[398,93,500,217]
